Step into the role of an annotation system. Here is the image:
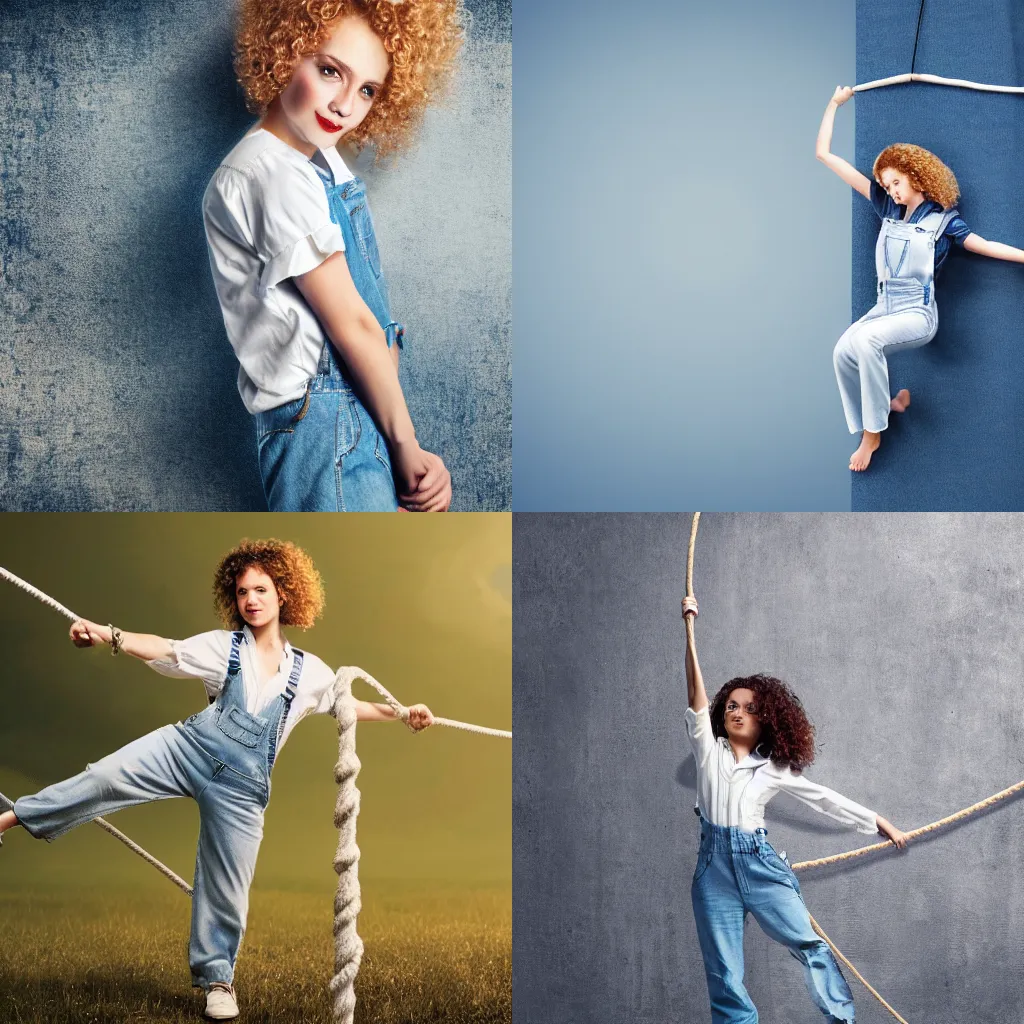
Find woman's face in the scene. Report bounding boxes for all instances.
[235,566,284,630]
[878,167,922,207]
[271,15,391,155]
[723,687,762,747]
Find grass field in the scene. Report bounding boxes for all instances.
[0,881,511,1024]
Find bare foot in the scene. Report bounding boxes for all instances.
[849,431,881,471]
[890,389,911,413]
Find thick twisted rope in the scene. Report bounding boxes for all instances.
[329,670,363,1024]
[792,776,1024,872]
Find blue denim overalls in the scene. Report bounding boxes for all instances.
[833,205,961,434]
[252,158,404,511]
[14,633,305,990]
[692,813,856,1023]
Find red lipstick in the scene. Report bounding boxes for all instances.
[316,112,343,133]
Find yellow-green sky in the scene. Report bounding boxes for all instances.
[0,514,510,892]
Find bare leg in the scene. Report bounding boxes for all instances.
[850,430,881,471]
[890,388,911,413]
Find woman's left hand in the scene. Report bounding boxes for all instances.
[876,816,908,849]
[406,703,435,731]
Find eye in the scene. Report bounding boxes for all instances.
[319,64,339,78]
[361,84,377,100]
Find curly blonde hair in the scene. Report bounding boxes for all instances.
[234,0,464,158]
[212,539,325,630]
[873,143,960,209]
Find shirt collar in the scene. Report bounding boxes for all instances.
[717,736,770,770]
[903,198,942,224]
[317,145,353,185]
[240,624,292,662]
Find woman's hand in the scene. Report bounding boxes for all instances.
[406,703,435,731]
[69,619,110,648]
[682,596,699,619]
[876,815,908,849]
[831,86,854,107]
[397,448,452,512]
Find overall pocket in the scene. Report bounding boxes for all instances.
[216,706,267,749]
[693,844,713,883]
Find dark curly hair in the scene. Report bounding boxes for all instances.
[709,674,816,771]
[234,0,464,158]
[212,539,325,630]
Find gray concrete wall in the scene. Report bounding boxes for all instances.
[0,0,509,510]
[514,513,1024,1024]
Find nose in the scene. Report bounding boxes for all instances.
[330,82,357,120]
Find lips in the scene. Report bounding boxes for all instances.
[316,112,344,133]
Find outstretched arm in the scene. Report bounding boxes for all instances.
[355,699,434,731]
[963,233,1024,263]
[682,597,708,712]
[69,619,173,662]
[815,87,873,200]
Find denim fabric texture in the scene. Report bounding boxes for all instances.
[13,633,303,989]
[252,169,402,512]
[832,207,955,433]
[691,818,855,1024]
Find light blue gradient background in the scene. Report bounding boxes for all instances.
[514,0,857,510]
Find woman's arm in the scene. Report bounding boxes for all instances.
[963,233,1024,263]
[70,619,173,662]
[682,597,708,712]
[815,87,873,200]
[295,253,451,512]
[355,699,434,731]
[782,772,908,846]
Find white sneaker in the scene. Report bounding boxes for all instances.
[205,983,239,1020]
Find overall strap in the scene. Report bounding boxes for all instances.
[281,648,305,725]
[931,207,960,241]
[211,631,245,704]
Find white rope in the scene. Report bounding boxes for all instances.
[0,787,193,896]
[354,668,512,738]
[854,72,1024,95]
[0,567,80,621]
[329,671,362,1024]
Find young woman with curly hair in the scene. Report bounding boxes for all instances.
[203,0,463,511]
[0,538,434,1022]
[682,595,905,1023]
[817,86,1024,471]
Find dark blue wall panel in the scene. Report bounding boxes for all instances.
[853,0,1024,510]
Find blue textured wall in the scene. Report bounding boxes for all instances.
[853,0,1024,509]
[0,0,509,510]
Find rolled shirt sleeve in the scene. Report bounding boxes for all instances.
[203,155,345,298]
[683,704,717,766]
[778,770,879,835]
[145,630,230,701]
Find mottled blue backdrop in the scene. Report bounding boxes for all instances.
[0,0,510,510]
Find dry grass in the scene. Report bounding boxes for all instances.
[0,882,511,1024]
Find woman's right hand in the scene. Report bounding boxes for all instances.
[682,596,699,619]
[392,442,452,512]
[831,86,854,107]
[70,619,109,648]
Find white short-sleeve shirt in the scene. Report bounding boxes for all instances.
[147,626,340,750]
[202,127,356,414]
[684,705,878,835]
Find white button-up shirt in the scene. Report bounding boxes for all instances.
[147,627,340,750]
[684,705,878,835]
[202,127,356,414]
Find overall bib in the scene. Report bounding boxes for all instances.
[252,164,405,511]
[833,205,961,434]
[14,633,305,989]
[691,815,855,1023]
